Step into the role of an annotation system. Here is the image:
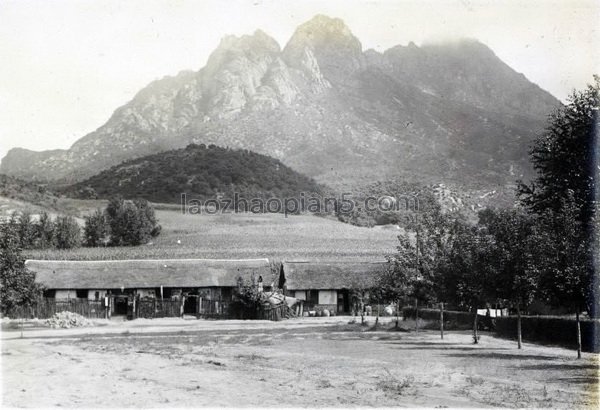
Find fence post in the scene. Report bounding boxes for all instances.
[440,302,444,339]
[415,298,419,333]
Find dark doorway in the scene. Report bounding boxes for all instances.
[183,295,198,314]
[338,289,350,314]
[113,296,128,315]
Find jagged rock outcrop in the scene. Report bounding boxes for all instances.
[1,15,560,189]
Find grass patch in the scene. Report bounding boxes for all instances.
[378,370,415,396]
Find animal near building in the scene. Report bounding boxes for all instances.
[282,261,386,314]
[26,258,272,318]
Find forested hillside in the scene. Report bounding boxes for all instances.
[65,144,323,203]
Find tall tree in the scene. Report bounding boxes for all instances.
[536,193,594,358]
[518,77,598,318]
[35,211,55,249]
[105,196,160,246]
[440,223,497,343]
[53,216,81,249]
[17,210,36,249]
[0,223,42,314]
[479,208,539,349]
[380,257,410,329]
[83,209,108,247]
[134,199,162,239]
[387,229,424,329]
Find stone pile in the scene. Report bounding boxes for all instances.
[46,311,90,329]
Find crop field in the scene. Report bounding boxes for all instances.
[0,196,107,221]
[2,317,598,408]
[25,207,400,261]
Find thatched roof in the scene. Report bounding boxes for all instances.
[26,259,271,289]
[283,261,387,290]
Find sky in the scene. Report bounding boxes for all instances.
[0,0,598,160]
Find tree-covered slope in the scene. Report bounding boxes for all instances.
[65,144,323,203]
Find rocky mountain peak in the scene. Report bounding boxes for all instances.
[215,29,281,55]
[0,15,561,188]
[205,30,280,75]
[282,15,363,80]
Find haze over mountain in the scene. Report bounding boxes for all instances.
[1,15,560,190]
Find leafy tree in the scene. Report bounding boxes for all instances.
[518,76,598,233]
[479,208,539,349]
[387,226,435,332]
[535,193,595,358]
[380,257,411,328]
[518,78,598,320]
[83,209,108,247]
[369,284,386,327]
[387,210,465,333]
[348,278,372,325]
[53,216,81,249]
[105,197,161,246]
[0,223,42,314]
[35,211,55,249]
[440,223,497,343]
[17,210,36,249]
[517,78,598,355]
[134,199,161,238]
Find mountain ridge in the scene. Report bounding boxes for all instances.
[1,15,560,190]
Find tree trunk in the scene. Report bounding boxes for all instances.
[395,299,400,329]
[440,302,444,339]
[517,304,522,349]
[473,310,479,344]
[360,302,364,325]
[415,298,419,333]
[576,310,582,359]
[375,302,380,327]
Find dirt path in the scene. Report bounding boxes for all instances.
[2,317,598,407]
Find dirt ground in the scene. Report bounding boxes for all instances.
[2,317,598,408]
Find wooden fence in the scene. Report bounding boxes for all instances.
[6,297,289,322]
[199,298,228,316]
[136,298,182,319]
[6,299,106,319]
[257,303,288,321]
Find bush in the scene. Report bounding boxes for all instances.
[494,315,600,353]
[229,275,262,319]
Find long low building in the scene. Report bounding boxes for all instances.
[25,258,388,317]
[282,261,387,314]
[26,258,272,316]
